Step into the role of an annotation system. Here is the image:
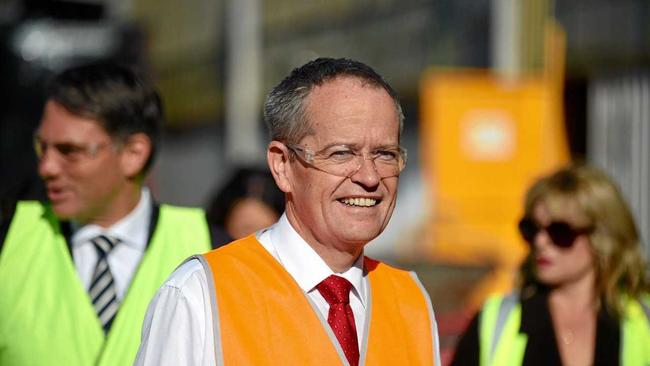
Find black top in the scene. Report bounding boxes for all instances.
[450,288,620,366]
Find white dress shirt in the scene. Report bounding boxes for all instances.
[135,213,368,366]
[71,187,152,301]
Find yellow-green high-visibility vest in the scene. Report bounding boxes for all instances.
[478,293,650,366]
[0,201,211,366]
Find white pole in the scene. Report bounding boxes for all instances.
[491,0,521,80]
[224,0,264,165]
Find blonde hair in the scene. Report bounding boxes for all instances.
[520,164,649,317]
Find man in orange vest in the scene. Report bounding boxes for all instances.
[135,57,441,365]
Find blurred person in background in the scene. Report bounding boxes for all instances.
[135,57,441,365]
[0,62,213,366]
[451,164,650,366]
[206,166,285,246]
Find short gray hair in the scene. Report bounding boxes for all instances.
[263,58,404,144]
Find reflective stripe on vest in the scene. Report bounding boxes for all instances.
[479,293,526,366]
[0,201,211,366]
[479,293,650,366]
[200,235,440,365]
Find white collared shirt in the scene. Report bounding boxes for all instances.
[263,214,368,341]
[134,213,369,366]
[71,187,152,301]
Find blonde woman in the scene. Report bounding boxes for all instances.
[451,164,650,366]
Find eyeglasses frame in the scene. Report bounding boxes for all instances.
[284,142,407,178]
[518,217,594,248]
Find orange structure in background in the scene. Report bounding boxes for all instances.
[419,23,569,310]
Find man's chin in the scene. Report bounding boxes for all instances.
[336,227,384,247]
[50,203,79,221]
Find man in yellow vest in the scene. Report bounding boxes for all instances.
[0,62,212,366]
[135,57,442,365]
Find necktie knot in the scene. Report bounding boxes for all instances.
[91,235,119,257]
[317,275,353,305]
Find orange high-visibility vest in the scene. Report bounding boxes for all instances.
[200,235,439,365]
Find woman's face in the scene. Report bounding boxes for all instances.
[530,201,596,288]
[225,198,280,239]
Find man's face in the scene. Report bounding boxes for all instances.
[36,100,129,225]
[284,76,401,253]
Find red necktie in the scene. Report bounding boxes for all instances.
[316,275,360,366]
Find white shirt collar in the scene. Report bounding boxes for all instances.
[262,213,367,307]
[71,187,153,251]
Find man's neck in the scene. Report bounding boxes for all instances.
[79,184,144,229]
[311,243,364,273]
[284,209,364,273]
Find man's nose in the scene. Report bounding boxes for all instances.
[38,147,62,179]
[349,156,381,188]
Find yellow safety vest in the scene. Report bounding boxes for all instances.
[478,293,650,366]
[0,201,211,366]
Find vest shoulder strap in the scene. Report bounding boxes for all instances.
[491,292,519,358]
[639,295,650,324]
[479,292,520,366]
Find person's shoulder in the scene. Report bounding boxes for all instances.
[1,200,50,249]
[158,203,206,217]
[162,257,208,290]
[156,204,211,234]
[363,256,429,296]
[627,293,650,319]
[363,256,413,276]
[8,200,48,215]
[206,234,260,253]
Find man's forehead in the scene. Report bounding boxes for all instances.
[305,79,397,117]
[38,101,108,139]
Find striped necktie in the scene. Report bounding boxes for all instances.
[89,234,120,334]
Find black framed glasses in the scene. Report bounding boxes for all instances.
[518,217,593,248]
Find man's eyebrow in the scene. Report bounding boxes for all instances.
[372,144,401,150]
[34,136,91,147]
[317,143,400,151]
[318,142,358,150]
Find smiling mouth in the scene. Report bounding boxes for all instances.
[47,187,65,199]
[339,198,379,207]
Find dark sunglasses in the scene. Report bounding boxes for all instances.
[518,217,592,248]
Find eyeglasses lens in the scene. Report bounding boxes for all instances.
[518,218,579,248]
[546,222,578,248]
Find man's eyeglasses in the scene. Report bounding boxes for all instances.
[518,217,593,248]
[34,137,111,164]
[285,143,407,178]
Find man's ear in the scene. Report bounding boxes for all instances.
[120,133,151,179]
[267,141,293,193]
